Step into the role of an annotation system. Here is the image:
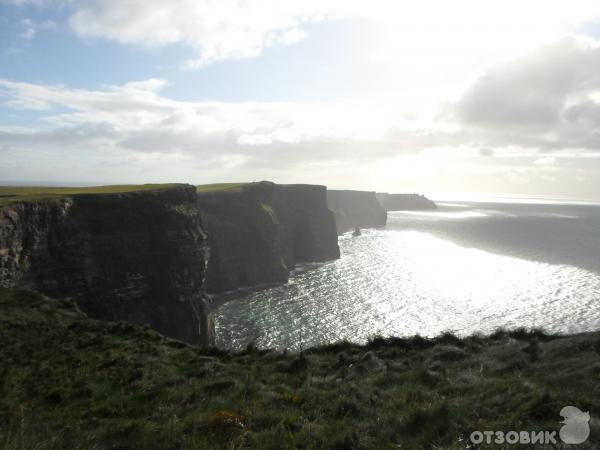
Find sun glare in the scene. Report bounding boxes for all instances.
[355,0,598,106]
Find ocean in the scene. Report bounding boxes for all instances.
[214,199,600,350]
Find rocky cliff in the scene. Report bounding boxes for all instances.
[197,182,340,294]
[376,193,437,211]
[327,190,387,234]
[0,185,212,345]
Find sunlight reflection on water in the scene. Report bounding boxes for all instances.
[214,209,600,350]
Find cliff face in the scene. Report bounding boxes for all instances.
[197,183,288,294]
[327,190,387,234]
[0,181,342,341]
[198,182,339,294]
[376,193,437,211]
[280,184,340,264]
[0,185,212,345]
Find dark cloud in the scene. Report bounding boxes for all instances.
[448,37,600,153]
[456,38,600,130]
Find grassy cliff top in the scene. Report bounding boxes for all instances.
[0,184,181,206]
[196,182,252,193]
[196,181,287,194]
[1,289,598,449]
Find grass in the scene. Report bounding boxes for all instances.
[0,184,180,206]
[0,288,599,449]
[260,202,278,223]
[196,183,251,193]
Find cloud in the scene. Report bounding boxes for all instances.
[1,77,453,177]
[452,37,600,151]
[63,0,600,71]
[2,0,342,66]
[4,0,600,71]
[4,0,340,66]
[66,0,342,67]
[4,33,600,184]
[2,75,600,197]
[238,134,273,146]
[456,38,600,128]
[534,156,557,165]
[0,0,45,4]
[20,18,36,39]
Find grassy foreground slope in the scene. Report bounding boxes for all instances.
[0,289,598,449]
[0,184,180,205]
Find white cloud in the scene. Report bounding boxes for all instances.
[3,75,600,197]
[6,41,600,177]
[237,134,272,146]
[534,156,558,166]
[4,0,600,79]
[20,18,36,39]
[66,0,344,67]
[0,78,445,172]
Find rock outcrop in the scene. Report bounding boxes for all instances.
[376,193,437,211]
[326,190,387,234]
[197,182,340,294]
[0,185,212,345]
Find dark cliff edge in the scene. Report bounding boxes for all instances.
[0,184,212,345]
[327,190,387,234]
[197,181,340,294]
[376,192,438,211]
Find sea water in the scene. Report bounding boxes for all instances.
[214,199,600,350]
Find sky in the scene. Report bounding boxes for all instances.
[1,1,600,199]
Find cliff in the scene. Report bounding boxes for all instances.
[376,192,437,211]
[0,181,341,341]
[327,190,387,234]
[197,182,340,293]
[2,288,598,449]
[0,184,212,345]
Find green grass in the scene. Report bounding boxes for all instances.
[0,184,180,206]
[1,288,599,449]
[260,202,278,223]
[196,183,250,193]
